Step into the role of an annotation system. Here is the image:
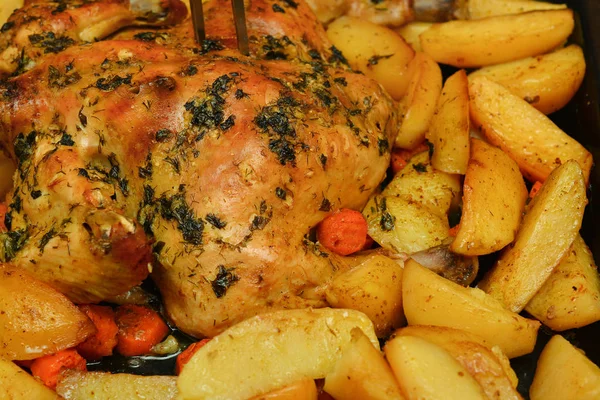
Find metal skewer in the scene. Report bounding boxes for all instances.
[189,0,206,45]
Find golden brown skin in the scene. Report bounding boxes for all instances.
[0,0,397,337]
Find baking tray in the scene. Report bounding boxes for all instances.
[88,1,600,398]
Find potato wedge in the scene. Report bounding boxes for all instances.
[469,76,592,183]
[459,0,566,20]
[395,22,432,52]
[420,9,574,67]
[450,139,528,256]
[385,335,487,399]
[326,253,405,337]
[0,0,23,26]
[427,69,470,174]
[526,235,600,331]
[304,0,347,24]
[469,44,586,114]
[324,329,404,400]
[250,379,317,400]
[530,335,600,400]
[326,16,414,99]
[56,371,178,400]
[478,160,587,312]
[0,266,95,360]
[402,259,540,358]
[177,308,378,400]
[395,52,443,149]
[0,358,58,400]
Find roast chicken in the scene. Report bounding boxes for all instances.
[0,0,397,337]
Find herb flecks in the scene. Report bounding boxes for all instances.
[157,190,204,246]
[206,213,227,229]
[211,265,239,298]
[28,32,74,54]
[95,74,132,92]
[48,65,81,89]
[0,229,28,262]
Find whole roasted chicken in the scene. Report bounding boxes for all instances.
[0,0,397,337]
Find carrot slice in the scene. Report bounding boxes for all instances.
[176,339,211,375]
[529,181,543,199]
[449,224,460,237]
[316,209,368,256]
[76,305,118,360]
[30,349,87,389]
[391,142,429,174]
[115,304,169,357]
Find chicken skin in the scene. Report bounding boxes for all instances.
[0,0,397,337]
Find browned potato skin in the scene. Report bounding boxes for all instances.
[469,45,586,115]
[469,76,592,183]
[478,161,587,313]
[530,335,600,400]
[420,9,574,68]
[526,235,600,331]
[450,139,527,256]
[0,358,59,400]
[0,265,95,360]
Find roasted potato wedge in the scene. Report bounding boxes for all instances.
[526,235,600,331]
[0,266,95,360]
[478,160,587,312]
[458,0,566,20]
[395,52,443,149]
[177,308,378,400]
[402,259,540,358]
[326,16,414,99]
[530,335,600,400]
[469,44,586,114]
[324,328,404,400]
[427,69,470,175]
[385,335,487,399]
[250,379,317,400]
[420,9,574,67]
[469,76,592,183]
[0,358,58,400]
[450,139,528,256]
[395,22,432,52]
[326,253,405,337]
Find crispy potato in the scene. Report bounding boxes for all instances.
[427,69,470,174]
[526,235,600,331]
[324,329,404,400]
[395,22,432,52]
[385,335,487,399]
[177,308,378,400]
[469,44,586,114]
[450,139,528,256]
[326,253,405,337]
[469,76,592,183]
[326,16,414,99]
[56,371,178,400]
[250,379,317,400]
[420,9,574,67]
[0,358,58,400]
[478,161,587,312]
[0,266,95,360]
[530,335,600,400]
[395,52,443,149]
[459,0,566,20]
[402,259,540,358]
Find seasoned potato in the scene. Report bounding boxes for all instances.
[304,0,347,24]
[395,22,432,52]
[450,139,528,256]
[526,235,600,331]
[395,52,443,149]
[469,76,592,183]
[469,45,586,114]
[326,253,405,337]
[402,259,540,358]
[0,0,22,25]
[177,308,378,400]
[478,161,587,312]
[427,69,470,174]
[324,329,404,400]
[530,335,600,400]
[458,0,566,20]
[0,358,58,400]
[420,9,574,67]
[56,371,178,400]
[326,16,414,99]
[0,266,95,360]
[385,335,487,399]
[250,379,318,400]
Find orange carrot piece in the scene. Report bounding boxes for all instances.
[529,181,543,199]
[115,304,169,357]
[316,209,368,256]
[448,224,460,237]
[175,339,211,375]
[30,349,87,389]
[0,203,7,232]
[76,305,118,360]
[391,142,429,174]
